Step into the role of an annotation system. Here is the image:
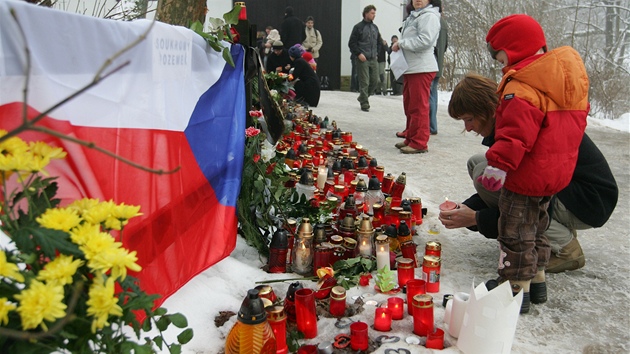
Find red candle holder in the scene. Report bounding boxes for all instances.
[406,279,426,315]
[439,199,459,211]
[329,286,347,317]
[381,174,395,194]
[425,241,442,258]
[374,307,392,331]
[297,345,318,354]
[295,289,318,339]
[422,255,441,293]
[350,321,369,351]
[410,197,423,224]
[396,257,415,288]
[387,297,404,320]
[266,306,288,354]
[426,328,445,349]
[412,294,434,337]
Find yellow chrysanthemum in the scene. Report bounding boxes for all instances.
[82,200,116,225]
[80,231,119,260]
[14,280,66,331]
[88,247,142,280]
[104,216,124,231]
[86,276,123,333]
[29,141,67,160]
[24,151,51,174]
[0,252,25,283]
[111,203,142,221]
[0,132,28,157]
[67,198,100,217]
[36,207,82,232]
[0,297,17,325]
[37,255,84,286]
[69,222,101,246]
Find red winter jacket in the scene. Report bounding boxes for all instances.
[487,46,589,196]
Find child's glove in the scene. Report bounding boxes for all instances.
[477,166,506,191]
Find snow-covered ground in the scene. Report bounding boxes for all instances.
[155,90,629,353]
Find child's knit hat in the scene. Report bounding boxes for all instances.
[486,14,547,65]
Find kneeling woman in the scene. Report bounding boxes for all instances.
[288,45,320,107]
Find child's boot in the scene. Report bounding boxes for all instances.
[509,279,531,314]
[530,269,547,304]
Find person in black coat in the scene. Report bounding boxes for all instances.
[440,73,618,274]
[288,45,320,107]
[265,41,291,74]
[280,6,305,50]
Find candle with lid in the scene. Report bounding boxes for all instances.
[266,306,288,354]
[396,257,415,288]
[225,289,276,354]
[412,294,434,336]
[328,286,347,317]
[439,197,459,211]
[422,255,441,293]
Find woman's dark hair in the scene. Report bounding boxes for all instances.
[448,73,499,132]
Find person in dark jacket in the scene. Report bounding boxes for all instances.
[265,40,291,74]
[441,73,618,274]
[280,6,305,50]
[348,5,381,112]
[288,45,320,107]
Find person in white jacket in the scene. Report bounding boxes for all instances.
[391,0,440,154]
[302,16,323,61]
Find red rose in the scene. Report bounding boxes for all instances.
[253,154,260,163]
[266,162,277,174]
[245,126,261,137]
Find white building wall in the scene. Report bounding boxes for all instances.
[56,0,407,77]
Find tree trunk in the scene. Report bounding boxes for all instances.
[156,0,207,27]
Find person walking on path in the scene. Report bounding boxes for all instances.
[428,0,448,135]
[280,6,305,50]
[302,16,323,63]
[391,0,440,154]
[376,35,388,94]
[348,5,381,112]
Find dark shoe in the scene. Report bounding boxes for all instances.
[361,107,369,112]
[430,131,438,135]
[400,146,428,154]
[395,131,406,138]
[395,142,407,149]
[546,237,585,273]
[485,278,531,314]
[530,282,547,304]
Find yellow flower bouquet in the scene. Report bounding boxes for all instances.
[0,130,192,353]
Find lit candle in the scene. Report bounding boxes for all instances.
[375,235,390,271]
[374,307,392,331]
[426,328,445,349]
[439,197,459,211]
[358,238,372,256]
[387,297,404,320]
[317,165,328,190]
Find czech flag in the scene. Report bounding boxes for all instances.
[0,0,245,307]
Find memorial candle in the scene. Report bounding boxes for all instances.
[373,307,392,331]
[387,297,404,320]
[375,235,390,271]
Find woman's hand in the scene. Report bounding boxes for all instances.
[439,204,477,229]
[391,42,400,52]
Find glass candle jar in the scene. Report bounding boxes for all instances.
[406,279,427,315]
[266,306,288,354]
[226,289,276,354]
[374,307,392,331]
[396,257,415,289]
[426,328,445,350]
[295,289,318,339]
[313,245,333,275]
[412,294,434,337]
[422,255,441,293]
[292,234,314,276]
[387,297,404,320]
[390,172,406,199]
[357,232,373,257]
[375,235,390,272]
[328,286,346,317]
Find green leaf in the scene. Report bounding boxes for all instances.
[223,5,241,25]
[156,316,170,331]
[153,336,163,350]
[169,343,182,354]
[166,313,188,328]
[177,328,194,344]
[222,48,235,67]
[154,307,168,316]
[189,20,204,33]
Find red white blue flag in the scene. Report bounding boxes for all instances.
[0,0,245,306]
